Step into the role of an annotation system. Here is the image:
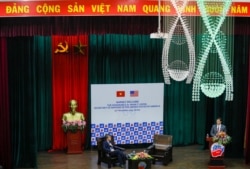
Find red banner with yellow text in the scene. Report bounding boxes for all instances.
[0,0,249,17]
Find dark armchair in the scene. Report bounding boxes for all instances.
[96,135,125,168]
[147,134,173,165]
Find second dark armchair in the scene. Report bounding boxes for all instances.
[147,134,173,165]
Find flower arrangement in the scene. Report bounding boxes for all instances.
[62,120,86,133]
[212,131,232,145]
[130,152,153,160]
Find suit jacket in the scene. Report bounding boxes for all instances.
[210,124,227,137]
[103,140,115,153]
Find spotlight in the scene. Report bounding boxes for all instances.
[150,32,168,39]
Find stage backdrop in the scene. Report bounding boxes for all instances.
[91,83,164,145]
[52,35,88,150]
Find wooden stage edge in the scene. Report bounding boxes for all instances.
[208,165,225,169]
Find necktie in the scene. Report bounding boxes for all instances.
[109,142,114,151]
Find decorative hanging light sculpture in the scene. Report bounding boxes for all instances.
[192,0,234,101]
[162,0,195,84]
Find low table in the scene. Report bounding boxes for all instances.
[128,158,152,169]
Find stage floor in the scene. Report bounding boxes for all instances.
[37,145,248,169]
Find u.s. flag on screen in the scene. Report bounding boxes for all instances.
[130,90,138,97]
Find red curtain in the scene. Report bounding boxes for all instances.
[0,38,11,168]
[52,35,88,150]
[245,45,250,164]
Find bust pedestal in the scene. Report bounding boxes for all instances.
[66,130,83,154]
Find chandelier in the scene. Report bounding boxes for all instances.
[192,0,234,101]
[162,0,195,84]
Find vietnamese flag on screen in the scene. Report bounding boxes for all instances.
[116,91,125,97]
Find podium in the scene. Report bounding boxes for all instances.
[206,137,225,169]
[66,130,83,154]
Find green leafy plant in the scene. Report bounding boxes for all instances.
[213,132,232,145]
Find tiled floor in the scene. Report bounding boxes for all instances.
[37,145,249,169]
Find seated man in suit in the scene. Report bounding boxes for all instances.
[103,134,127,168]
[210,117,227,137]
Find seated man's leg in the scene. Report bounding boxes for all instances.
[121,151,127,163]
[110,150,127,166]
[110,150,123,165]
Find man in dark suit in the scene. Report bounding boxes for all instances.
[103,134,127,168]
[210,117,227,137]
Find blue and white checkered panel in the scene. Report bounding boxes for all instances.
[91,121,163,145]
